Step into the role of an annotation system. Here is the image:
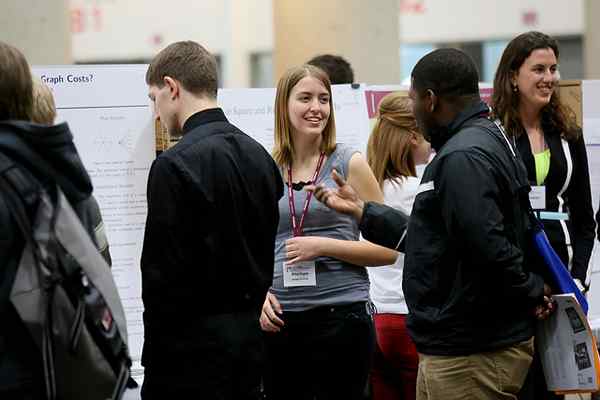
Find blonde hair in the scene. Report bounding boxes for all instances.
[31,77,56,124]
[367,93,420,188]
[272,65,336,167]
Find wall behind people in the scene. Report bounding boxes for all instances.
[70,0,273,88]
[1,0,71,63]
[273,0,400,85]
[584,0,600,79]
[399,0,583,44]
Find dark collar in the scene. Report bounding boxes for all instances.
[428,100,490,151]
[447,100,490,135]
[182,108,228,135]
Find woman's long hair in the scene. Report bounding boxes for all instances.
[491,31,579,141]
[367,93,420,188]
[272,65,336,167]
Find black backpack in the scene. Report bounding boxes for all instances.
[0,152,132,400]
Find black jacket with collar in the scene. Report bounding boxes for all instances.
[515,127,595,289]
[360,101,545,356]
[140,108,283,366]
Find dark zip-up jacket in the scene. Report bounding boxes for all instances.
[516,127,595,289]
[360,101,545,356]
[0,120,110,395]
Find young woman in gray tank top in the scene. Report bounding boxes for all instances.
[259,65,398,400]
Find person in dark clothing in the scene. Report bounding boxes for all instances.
[0,42,110,400]
[140,41,283,400]
[307,54,354,85]
[492,30,596,400]
[309,48,554,400]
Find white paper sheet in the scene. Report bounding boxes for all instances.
[32,65,154,362]
[217,84,371,154]
[583,81,600,145]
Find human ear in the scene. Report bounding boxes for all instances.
[409,131,420,146]
[163,76,179,100]
[427,89,437,113]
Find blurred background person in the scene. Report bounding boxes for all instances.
[366,92,430,400]
[492,30,596,400]
[307,54,354,85]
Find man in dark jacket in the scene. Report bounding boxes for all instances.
[311,49,553,399]
[0,42,109,400]
[140,41,283,399]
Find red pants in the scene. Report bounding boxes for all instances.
[370,313,418,400]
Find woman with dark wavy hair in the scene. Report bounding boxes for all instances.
[492,30,596,400]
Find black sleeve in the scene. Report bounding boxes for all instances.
[140,157,188,272]
[359,201,409,251]
[567,134,596,286]
[0,196,23,315]
[437,151,545,306]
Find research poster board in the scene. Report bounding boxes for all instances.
[582,81,600,327]
[31,65,154,367]
[218,84,372,155]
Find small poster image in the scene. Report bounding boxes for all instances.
[574,342,593,371]
[565,306,586,334]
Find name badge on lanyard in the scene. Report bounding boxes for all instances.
[283,261,317,287]
[283,153,325,288]
[529,186,546,210]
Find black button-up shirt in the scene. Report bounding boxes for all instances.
[141,108,282,339]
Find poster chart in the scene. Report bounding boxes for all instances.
[218,84,372,155]
[583,81,600,145]
[582,81,600,326]
[31,65,154,367]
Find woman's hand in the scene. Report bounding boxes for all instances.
[259,292,284,333]
[285,236,327,264]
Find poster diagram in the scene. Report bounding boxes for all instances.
[32,65,154,367]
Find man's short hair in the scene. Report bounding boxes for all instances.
[411,48,479,99]
[0,41,33,121]
[31,77,57,125]
[307,54,354,85]
[146,41,218,99]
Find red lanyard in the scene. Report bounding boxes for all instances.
[287,153,325,237]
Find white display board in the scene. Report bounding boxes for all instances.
[583,81,600,145]
[582,81,600,324]
[31,65,154,365]
[218,84,371,155]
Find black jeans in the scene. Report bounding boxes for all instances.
[264,301,375,400]
[141,309,265,400]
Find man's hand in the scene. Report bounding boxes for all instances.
[259,292,284,333]
[533,284,556,320]
[306,169,364,221]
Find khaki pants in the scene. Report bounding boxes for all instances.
[416,338,534,400]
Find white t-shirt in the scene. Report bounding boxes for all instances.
[367,173,421,314]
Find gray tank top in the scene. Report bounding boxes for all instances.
[271,144,369,311]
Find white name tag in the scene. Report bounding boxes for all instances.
[529,186,546,210]
[283,261,317,287]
